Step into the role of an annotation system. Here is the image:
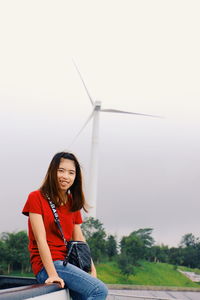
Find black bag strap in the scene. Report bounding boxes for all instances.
[45,194,67,246]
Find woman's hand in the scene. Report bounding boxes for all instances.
[90,261,97,278]
[45,276,65,288]
[90,267,97,278]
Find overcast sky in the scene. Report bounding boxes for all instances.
[0,0,200,247]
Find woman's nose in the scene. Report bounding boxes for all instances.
[63,171,69,179]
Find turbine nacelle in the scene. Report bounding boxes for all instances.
[94,101,101,110]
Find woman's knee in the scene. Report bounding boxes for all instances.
[100,282,108,298]
[54,262,108,298]
[91,280,108,298]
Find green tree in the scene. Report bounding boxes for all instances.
[120,233,143,264]
[81,217,107,263]
[117,253,135,278]
[180,233,199,248]
[120,228,154,263]
[168,247,183,266]
[148,245,169,263]
[0,240,6,273]
[105,235,118,260]
[179,233,200,268]
[1,231,30,273]
[118,228,154,276]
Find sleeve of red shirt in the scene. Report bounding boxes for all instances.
[22,191,42,216]
[74,210,83,224]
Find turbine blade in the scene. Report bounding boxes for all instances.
[72,59,94,107]
[101,108,162,118]
[68,109,95,147]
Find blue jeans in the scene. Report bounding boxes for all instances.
[36,260,108,300]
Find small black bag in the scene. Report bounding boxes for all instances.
[47,195,92,273]
[63,241,91,273]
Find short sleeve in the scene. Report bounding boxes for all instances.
[22,191,43,216]
[74,210,83,224]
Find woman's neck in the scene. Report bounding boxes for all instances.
[60,192,68,205]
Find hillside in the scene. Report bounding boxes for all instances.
[96,261,200,288]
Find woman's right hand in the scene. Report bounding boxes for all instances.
[45,276,65,288]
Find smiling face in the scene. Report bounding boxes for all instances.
[57,158,76,193]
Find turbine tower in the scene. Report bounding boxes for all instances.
[71,61,161,218]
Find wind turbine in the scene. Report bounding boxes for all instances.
[71,61,161,218]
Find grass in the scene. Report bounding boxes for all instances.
[4,261,200,289]
[96,261,200,288]
[2,271,35,278]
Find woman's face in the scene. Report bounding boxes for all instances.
[57,158,76,193]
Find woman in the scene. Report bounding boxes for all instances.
[22,152,108,300]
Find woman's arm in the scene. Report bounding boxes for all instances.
[72,224,97,278]
[29,213,64,288]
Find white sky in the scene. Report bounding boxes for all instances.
[0,0,200,246]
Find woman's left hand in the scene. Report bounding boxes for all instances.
[91,267,97,277]
[90,261,97,277]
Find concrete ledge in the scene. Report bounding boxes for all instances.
[0,276,70,300]
[0,275,37,289]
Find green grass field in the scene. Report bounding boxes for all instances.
[96,261,200,287]
[6,261,200,288]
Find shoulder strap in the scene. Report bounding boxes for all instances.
[46,194,67,246]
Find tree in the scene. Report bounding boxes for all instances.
[1,231,30,273]
[178,233,200,268]
[134,228,154,248]
[168,247,184,266]
[81,217,104,239]
[81,217,107,263]
[180,233,199,248]
[148,245,169,263]
[105,235,118,260]
[0,240,6,273]
[118,228,154,276]
[120,233,144,264]
[120,228,154,263]
[117,254,135,278]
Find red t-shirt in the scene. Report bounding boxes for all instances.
[22,190,82,275]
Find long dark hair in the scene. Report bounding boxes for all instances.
[40,152,88,212]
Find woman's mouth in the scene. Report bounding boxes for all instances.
[60,180,70,186]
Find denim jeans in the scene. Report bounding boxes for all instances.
[36,260,108,300]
